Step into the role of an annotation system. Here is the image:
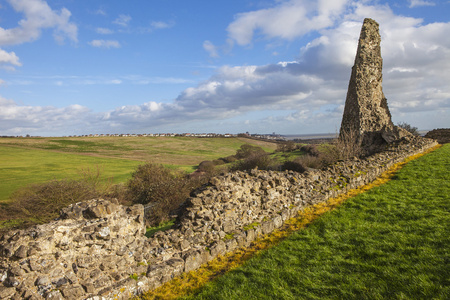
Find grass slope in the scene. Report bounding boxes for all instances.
[0,136,277,168]
[0,146,141,201]
[179,144,449,300]
[0,137,277,201]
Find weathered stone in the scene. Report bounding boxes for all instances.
[13,245,28,259]
[209,240,226,257]
[0,286,16,299]
[45,290,64,299]
[183,250,205,273]
[82,282,95,294]
[61,285,85,299]
[35,276,50,286]
[340,18,411,148]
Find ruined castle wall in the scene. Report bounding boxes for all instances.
[0,138,437,299]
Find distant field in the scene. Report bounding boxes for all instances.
[0,146,142,201]
[0,136,278,201]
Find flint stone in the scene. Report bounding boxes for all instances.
[61,285,85,300]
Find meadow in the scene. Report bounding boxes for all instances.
[143,144,449,299]
[0,136,277,201]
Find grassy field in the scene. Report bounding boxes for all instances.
[0,146,142,202]
[0,136,278,201]
[175,144,449,300]
[0,136,277,165]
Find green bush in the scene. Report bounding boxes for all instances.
[281,159,307,173]
[4,179,99,226]
[300,144,320,157]
[221,155,237,163]
[126,163,209,225]
[197,161,216,173]
[235,144,266,159]
[232,152,276,171]
[277,141,297,152]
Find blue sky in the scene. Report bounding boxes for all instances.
[0,0,449,136]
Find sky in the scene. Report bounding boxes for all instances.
[0,0,449,137]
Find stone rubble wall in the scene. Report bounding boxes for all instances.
[0,138,437,300]
[425,128,450,144]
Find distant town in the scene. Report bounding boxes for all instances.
[1,132,288,141]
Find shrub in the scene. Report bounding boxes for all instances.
[397,122,420,136]
[6,179,99,225]
[300,144,321,157]
[296,155,323,169]
[127,163,179,205]
[277,141,296,152]
[197,161,216,173]
[232,152,276,171]
[235,144,266,159]
[221,155,237,163]
[126,163,209,225]
[318,144,341,165]
[281,159,307,173]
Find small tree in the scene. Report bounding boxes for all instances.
[235,144,266,159]
[277,141,296,152]
[397,122,420,136]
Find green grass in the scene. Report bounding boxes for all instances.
[145,219,176,238]
[0,136,277,173]
[0,146,141,201]
[180,144,450,300]
[0,137,278,201]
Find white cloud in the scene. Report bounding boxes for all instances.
[88,39,121,48]
[0,96,92,136]
[94,9,106,16]
[203,40,219,58]
[150,21,174,30]
[0,48,22,70]
[0,0,77,46]
[409,0,435,8]
[96,27,114,34]
[113,14,131,27]
[1,1,448,135]
[227,0,349,45]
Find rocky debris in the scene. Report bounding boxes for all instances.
[340,18,412,150]
[425,128,450,144]
[0,136,437,299]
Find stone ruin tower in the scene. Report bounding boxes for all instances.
[340,18,410,150]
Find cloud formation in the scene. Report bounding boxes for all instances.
[0,49,22,70]
[88,39,121,48]
[1,0,448,136]
[97,1,449,134]
[113,14,131,27]
[0,0,77,46]
[203,40,219,58]
[96,27,114,34]
[227,0,348,45]
[408,0,435,8]
[0,96,92,135]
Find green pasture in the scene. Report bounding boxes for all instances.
[0,146,141,202]
[0,136,277,166]
[181,144,450,300]
[0,136,278,201]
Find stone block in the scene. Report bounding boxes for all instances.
[61,285,85,300]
